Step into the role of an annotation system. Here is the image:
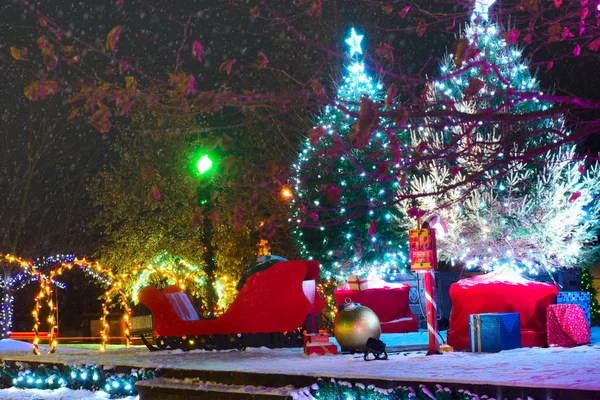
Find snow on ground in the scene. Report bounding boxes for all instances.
[0,339,84,354]
[0,340,39,352]
[2,328,600,395]
[0,387,138,399]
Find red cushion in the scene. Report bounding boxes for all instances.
[334,282,418,333]
[447,272,558,351]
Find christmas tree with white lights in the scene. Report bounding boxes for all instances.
[291,28,409,281]
[398,0,600,274]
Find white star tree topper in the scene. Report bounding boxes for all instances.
[472,0,496,20]
[345,28,364,57]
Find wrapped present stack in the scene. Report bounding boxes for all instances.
[347,273,371,291]
[547,304,590,347]
[304,333,338,355]
[557,291,591,327]
[468,312,522,353]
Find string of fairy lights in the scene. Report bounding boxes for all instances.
[398,0,600,275]
[0,251,228,354]
[291,28,410,285]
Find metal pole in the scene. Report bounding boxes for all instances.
[202,205,217,316]
[423,269,440,355]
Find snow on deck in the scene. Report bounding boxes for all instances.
[1,329,600,391]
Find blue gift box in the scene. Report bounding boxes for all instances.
[557,292,591,327]
[468,312,521,353]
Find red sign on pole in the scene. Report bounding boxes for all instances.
[409,228,437,271]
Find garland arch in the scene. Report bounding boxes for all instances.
[32,259,117,354]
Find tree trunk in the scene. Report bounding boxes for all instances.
[202,208,219,318]
[0,280,15,339]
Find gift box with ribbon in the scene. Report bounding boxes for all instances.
[557,291,591,327]
[347,273,368,291]
[468,312,521,353]
[304,341,338,355]
[547,304,590,347]
[304,332,331,346]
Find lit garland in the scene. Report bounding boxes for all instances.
[0,361,154,398]
[22,251,226,354]
[397,0,600,275]
[316,280,338,326]
[214,274,237,316]
[290,28,409,284]
[303,378,494,400]
[0,254,40,339]
[130,252,207,304]
[32,258,117,355]
[580,269,599,323]
[99,278,131,352]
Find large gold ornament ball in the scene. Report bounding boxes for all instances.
[333,302,381,351]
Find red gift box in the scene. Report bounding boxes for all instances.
[304,342,338,355]
[303,333,330,346]
[547,304,590,348]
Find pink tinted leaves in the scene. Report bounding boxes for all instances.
[398,6,411,18]
[309,125,327,146]
[386,85,397,108]
[416,18,427,38]
[219,59,237,75]
[24,77,60,101]
[192,40,204,62]
[376,42,395,65]
[148,185,161,203]
[256,51,269,70]
[323,184,341,205]
[504,29,520,44]
[10,47,28,60]
[310,80,325,97]
[142,165,156,181]
[465,78,485,96]
[351,96,379,149]
[588,38,600,51]
[368,219,378,235]
[88,103,112,133]
[569,192,582,203]
[106,25,122,52]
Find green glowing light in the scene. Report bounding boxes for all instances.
[196,155,213,175]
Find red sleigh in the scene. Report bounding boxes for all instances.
[138,259,325,351]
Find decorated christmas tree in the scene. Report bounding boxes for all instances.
[290,29,409,281]
[398,0,600,275]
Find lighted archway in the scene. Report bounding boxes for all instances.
[100,254,207,350]
[0,254,41,340]
[32,258,116,354]
[32,252,212,353]
[99,276,132,351]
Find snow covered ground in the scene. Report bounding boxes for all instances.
[1,328,600,398]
